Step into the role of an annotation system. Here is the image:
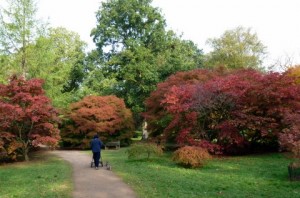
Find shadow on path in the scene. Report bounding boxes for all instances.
[52,150,137,198]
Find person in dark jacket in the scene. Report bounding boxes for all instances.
[90,134,102,170]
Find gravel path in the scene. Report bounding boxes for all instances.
[51,150,137,198]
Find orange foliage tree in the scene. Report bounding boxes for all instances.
[61,95,134,148]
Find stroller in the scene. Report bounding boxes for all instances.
[90,155,112,170]
[90,155,104,168]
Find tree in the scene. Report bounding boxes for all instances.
[89,0,203,117]
[0,0,45,78]
[268,54,295,72]
[144,68,300,154]
[216,70,300,153]
[0,75,60,161]
[0,1,85,109]
[143,68,227,139]
[285,65,300,84]
[0,54,10,83]
[91,0,166,60]
[61,95,134,148]
[156,32,204,79]
[90,0,166,115]
[205,26,267,70]
[27,27,87,108]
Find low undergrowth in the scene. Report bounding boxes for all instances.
[126,143,163,160]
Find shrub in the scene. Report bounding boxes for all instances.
[0,132,22,162]
[131,131,143,142]
[289,141,300,180]
[172,146,212,168]
[126,143,163,160]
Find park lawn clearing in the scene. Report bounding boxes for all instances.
[0,151,73,198]
[101,148,300,198]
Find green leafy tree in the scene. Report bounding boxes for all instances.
[91,0,166,60]
[89,0,203,117]
[0,54,10,83]
[0,1,85,109]
[26,27,87,108]
[156,32,204,79]
[205,26,267,70]
[0,0,45,78]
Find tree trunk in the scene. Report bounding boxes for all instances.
[21,4,27,79]
[22,143,29,161]
[24,150,29,161]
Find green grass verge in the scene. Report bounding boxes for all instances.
[0,151,73,198]
[101,148,300,198]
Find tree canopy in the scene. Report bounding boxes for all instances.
[0,76,60,161]
[0,0,86,108]
[28,27,87,108]
[144,68,300,154]
[61,95,134,148]
[91,0,166,60]
[0,0,45,78]
[205,26,267,70]
[89,0,203,117]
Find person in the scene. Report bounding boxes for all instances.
[90,134,102,170]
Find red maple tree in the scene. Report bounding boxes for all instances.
[144,68,300,154]
[0,75,60,161]
[219,70,300,153]
[61,95,134,148]
[143,68,227,140]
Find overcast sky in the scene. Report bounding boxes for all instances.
[37,0,300,67]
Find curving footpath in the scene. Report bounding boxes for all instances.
[52,150,137,198]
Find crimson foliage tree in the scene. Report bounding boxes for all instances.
[218,70,300,153]
[61,95,134,148]
[144,69,300,154]
[0,76,60,161]
[143,68,227,140]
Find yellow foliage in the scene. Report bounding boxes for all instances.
[172,146,212,168]
[286,65,300,84]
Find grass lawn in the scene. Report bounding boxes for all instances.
[101,148,300,198]
[0,151,73,198]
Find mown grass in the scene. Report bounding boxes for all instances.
[101,148,300,198]
[0,151,73,198]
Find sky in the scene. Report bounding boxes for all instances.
[37,0,300,67]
